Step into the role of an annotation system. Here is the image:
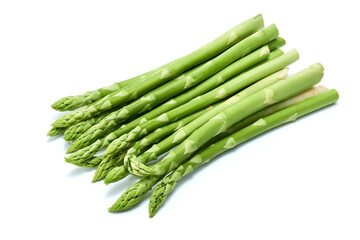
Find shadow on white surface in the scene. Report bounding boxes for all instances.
[67,167,94,177]
[105,174,141,198]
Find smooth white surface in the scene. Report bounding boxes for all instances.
[1,0,359,239]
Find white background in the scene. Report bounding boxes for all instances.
[1,0,359,239]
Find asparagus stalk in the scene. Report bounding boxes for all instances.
[72,26,279,149]
[92,152,127,182]
[63,108,118,142]
[125,49,299,146]
[64,118,99,142]
[211,85,328,143]
[102,106,218,184]
[104,166,129,184]
[105,48,285,154]
[129,63,324,176]
[108,86,331,208]
[106,79,314,185]
[267,37,286,51]
[105,105,212,156]
[68,155,104,168]
[51,75,140,111]
[109,175,163,212]
[68,45,277,153]
[47,127,66,137]
[52,15,265,128]
[75,156,104,168]
[66,102,218,166]
[149,88,339,217]
[125,68,288,176]
[65,49,292,165]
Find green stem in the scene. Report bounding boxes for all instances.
[148,88,339,217]
[68,44,278,153]
[125,68,288,176]
[52,15,264,128]
[131,63,324,176]
[126,49,298,143]
[103,106,221,184]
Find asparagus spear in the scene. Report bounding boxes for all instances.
[47,127,66,137]
[125,68,288,176]
[74,156,104,168]
[68,155,104,168]
[149,88,339,217]
[267,37,286,51]
[104,166,129,184]
[51,74,140,112]
[72,26,279,148]
[66,102,218,166]
[102,106,218,184]
[109,175,163,212]
[65,49,291,165]
[125,49,299,145]
[107,86,331,208]
[92,152,127,182]
[104,47,285,157]
[68,45,277,153]
[51,15,264,128]
[211,85,328,143]
[63,108,115,142]
[103,48,286,154]
[105,106,212,156]
[104,84,322,185]
[128,63,324,176]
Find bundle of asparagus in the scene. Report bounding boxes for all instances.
[49,14,339,217]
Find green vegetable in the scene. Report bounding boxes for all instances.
[52,15,265,128]
[104,166,128,184]
[92,153,127,182]
[68,45,277,153]
[47,127,66,137]
[106,106,212,157]
[109,175,163,212]
[107,86,330,210]
[51,75,139,112]
[149,88,339,217]
[67,155,104,168]
[63,110,111,142]
[125,49,298,144]
[128,63,324,176]
[267,37,286,51]
[103,107,217,184]
[125,68,289,176]
[71,25,279,149]
[211,85,328,143]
